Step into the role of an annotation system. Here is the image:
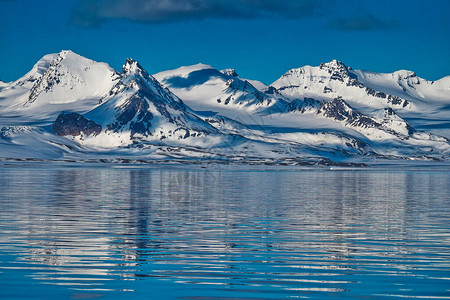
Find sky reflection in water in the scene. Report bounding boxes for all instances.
[0,165,449,299]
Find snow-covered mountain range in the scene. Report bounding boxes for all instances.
[0,51,449,165]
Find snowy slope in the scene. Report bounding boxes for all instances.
[272,60,411,113]
[0,50,119,120]
[287,98,413,139]
[57,58,226,149]
[0,51,448,164]
[195,108,448,162]
[0,53,58,110]
[0,125,84,160]
[272,60,450,138]
[154,61,448,145]
[353,70,450,104]
[154,64,288,118]
[351,70,450,137]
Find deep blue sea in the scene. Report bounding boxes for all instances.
[0,164,449,299]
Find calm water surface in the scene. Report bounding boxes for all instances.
[0,164,449,299]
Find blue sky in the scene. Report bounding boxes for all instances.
[0,0,449,84]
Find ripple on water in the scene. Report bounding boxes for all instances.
[0,167,449,299]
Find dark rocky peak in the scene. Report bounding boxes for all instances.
[101,79,218,138]
[365,86,410,107]
[288,97,374,126]
[317,98,388,135]
[53,112,102,137]
[216,77,281,107]
[220,68,239,77]
[383,106,405,121]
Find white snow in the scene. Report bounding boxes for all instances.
[0,52,448,163]
[0,50,120,120]
[270,61,450,138]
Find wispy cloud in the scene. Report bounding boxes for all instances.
[71,0,331,27]
[328,14,396,31]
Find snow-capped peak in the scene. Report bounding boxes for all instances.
[104,57,187,111]
[393,70,417,80]
[0,50,120,113]
[220,68,239,77]
[320,59,348,70]
[58,49,74,58]
[26,51,119,106]
[122,58,146,75]
[0,50,449,163]
[78,58,221,147]
[319,59,355,79]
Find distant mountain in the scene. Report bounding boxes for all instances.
[154,64,288,116]
[271,60,450,138]
[272,60,410,111]
[0,51,448,165]
[156,61,449,160]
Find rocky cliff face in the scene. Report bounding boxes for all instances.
[53,112,102,137]
[317,98,411,138]
[286,97,415,140]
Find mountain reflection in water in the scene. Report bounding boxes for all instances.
[0,165,449,299]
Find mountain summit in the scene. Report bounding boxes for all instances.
[56,57,221,147]
[0,50,119,118]
[0,51,449,164]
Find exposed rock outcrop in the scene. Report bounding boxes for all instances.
[53,112,102,136]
